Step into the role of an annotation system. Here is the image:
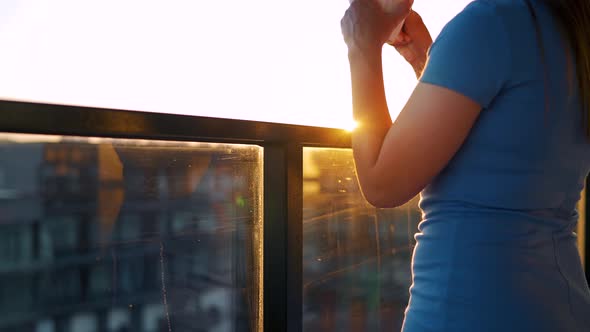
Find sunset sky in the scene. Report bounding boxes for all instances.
[0,0,473,129]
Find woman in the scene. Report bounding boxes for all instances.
[341,0,590,331]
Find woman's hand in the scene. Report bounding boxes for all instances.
[341,0,413,56]
[388,10,433,78]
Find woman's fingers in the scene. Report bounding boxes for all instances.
[405,10,425,27]
[389,31,411,47]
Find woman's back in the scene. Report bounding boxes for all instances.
[421,0,590,215]
[403,0,590,330]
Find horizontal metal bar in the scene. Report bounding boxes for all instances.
[0,100,351,147]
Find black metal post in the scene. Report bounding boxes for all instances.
[263,143,303,332]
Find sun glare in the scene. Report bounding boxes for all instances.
[0,0,472,129]
[344,120,359,132]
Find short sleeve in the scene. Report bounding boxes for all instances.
[419,1,510,109]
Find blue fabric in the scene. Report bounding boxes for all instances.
[403,0,590,331]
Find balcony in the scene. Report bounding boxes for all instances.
[0,100,588,332]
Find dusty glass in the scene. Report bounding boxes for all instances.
[303,148,420,331]
[0,134,262,332]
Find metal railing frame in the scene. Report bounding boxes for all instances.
[0,99,588,331]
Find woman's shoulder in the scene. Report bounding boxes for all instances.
[441,0,529,33]
[464,0,528,13]
[432,0,533,58]
[432,1,510,53]
[420,0,517,108]
[437,1,504,41]
[442,0,517,32]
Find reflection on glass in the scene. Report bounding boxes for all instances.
[0,134,262,332]
[303,148,420,331]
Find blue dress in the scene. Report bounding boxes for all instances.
[402,0,590,331]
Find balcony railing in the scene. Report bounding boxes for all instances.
[0,99,587,332]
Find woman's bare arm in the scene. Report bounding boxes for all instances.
[342,1,481,207]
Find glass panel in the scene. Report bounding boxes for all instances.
[303,148,420,331]
[0,0,471,128]
[0,134,262,332]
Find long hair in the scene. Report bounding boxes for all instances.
[543,1,590,138]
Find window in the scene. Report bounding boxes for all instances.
[0,224,33,267]
[41,216,79,256]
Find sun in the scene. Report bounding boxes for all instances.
[343,120,359,132]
